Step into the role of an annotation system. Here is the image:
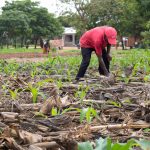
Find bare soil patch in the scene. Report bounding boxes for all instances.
[0,51,80,62]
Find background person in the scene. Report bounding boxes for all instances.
[43,40,50,54]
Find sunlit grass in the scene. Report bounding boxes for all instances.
[0,47,42,54]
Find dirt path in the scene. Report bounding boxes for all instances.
[0,51,80,62]
[7,57,49,62]
[0,52,48,59]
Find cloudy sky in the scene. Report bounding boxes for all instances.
[0,0,69,15]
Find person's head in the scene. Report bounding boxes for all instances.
[104,27,117,45]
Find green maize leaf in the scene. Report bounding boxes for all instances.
[9,89,18,100]
[107,138,112,150]
[37,78,53,87]
[78,141,93,150]
[0,128,3,134]
[90,107,97,117]
[31,88,38,103]
[38,92,46,100]
[111,139,136,150]
[34,112,47,118]
[144,75,150,82]
[94,137,108,150]
[61,107,81,114]
[80,108,88,123]
[86,108,92,123]
[135,139,150,150]
[51,107,58,116]
[80,107,97,123]
[144,128,150,132]
[107,100,121,108]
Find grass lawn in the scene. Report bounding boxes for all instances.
[0,47,42,54]
[0,47,80,54]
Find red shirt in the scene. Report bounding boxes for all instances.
[80,26,107,56]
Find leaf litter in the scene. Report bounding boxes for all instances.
[0,66,150,149]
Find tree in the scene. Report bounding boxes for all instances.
[141,21,150,48]
[136,0,150,19]
[59,0,91,33]
[59,0,149,49]
[57,15,72,27]
[29,7,63,48]
[135,0,150,32]
[0,10,31,48]
[1,0,63,48]
[59,0,126,32]
[137,0,150,48]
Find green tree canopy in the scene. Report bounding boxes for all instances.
[0,10,31,47]
[1,0,63,48]
[0,10,30,37]
[59,0,149,41]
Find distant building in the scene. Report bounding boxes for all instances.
[49,27,77,49]
[62,27,76,47]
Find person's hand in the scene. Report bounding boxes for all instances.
[108,73,114,78]
[107,54,112,61]
[100,73,115,84]
[106,73,115,84]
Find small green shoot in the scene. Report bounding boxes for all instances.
[123,99,132,104]
[9,89,19,100]
[51,107,60,116]
[61,107,81,114]
[80,107,97,123]
[31,87,39,103]
[143,128,150,132]
[0,128,3,135]
[34,112,47,118]
[144,75,150,82]
[107,100,121,108]
[75,85,89,104]
[56,79,63,89]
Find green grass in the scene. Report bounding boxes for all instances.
[62,49,80,53]
[0,47,80,54]
[0,47,42,54]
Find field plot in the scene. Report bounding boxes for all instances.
[0,50,150,149]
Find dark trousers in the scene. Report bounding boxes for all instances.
[76,47,110,80]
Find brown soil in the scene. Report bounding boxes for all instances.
[0,52,80,62]
[0,52,47,59]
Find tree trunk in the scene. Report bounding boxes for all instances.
[34,36,38,49]
[134,35,137,42]
[121,40,125,50]
[0,38,3,49]
[40,37,44,48]
[6,38,9,49]
[21,36,24,48]
[14,37,17,49]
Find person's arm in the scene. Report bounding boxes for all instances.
[107,44,111,54]
[98,55,110,77]
[107,44,112,61]
[95,43,110,77]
